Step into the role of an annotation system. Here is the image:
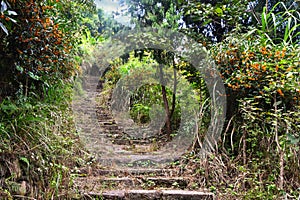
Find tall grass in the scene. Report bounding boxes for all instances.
[0,80,88,199]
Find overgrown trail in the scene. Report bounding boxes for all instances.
[73,167,214,199]
[72,76,214,199]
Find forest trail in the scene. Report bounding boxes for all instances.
[73,167,214,199]
[72,76,214,199]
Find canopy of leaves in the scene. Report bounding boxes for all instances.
[0,0,96,97]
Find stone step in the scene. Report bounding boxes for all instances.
[75,176,189,190]
[95,110,111,114]
[99,121,117,126]
[111,139,153,145]
[98,119,115,123]
[97,114,113,118]
[101,125,121,131]
[142,177,187,189]
[98,155,176,168]
[106,133,125,139]
[80,190,215,200]
[95,168,178,177]
[95,107,110,110]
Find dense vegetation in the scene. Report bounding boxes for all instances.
[104,0,299,198]
[0,0,98,198]
[0,0,299,199]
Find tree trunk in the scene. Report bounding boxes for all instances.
[170,66,177,120]
[279,149,284,190]
[242,128,247,190]
[159,64,172,139]
[274,95,284,190]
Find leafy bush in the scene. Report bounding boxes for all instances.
[0,0,96,97]
[0,0,97,198]
[208,2,300,197]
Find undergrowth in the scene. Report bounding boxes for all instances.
[176,147,299,199]
[0,80,91,199]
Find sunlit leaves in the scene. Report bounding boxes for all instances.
[181,0,250,43]
[254,2,300,45]
[0,0,96,98]
[11,1,91,84]
[0,0,17,35]
[211,0,300,102]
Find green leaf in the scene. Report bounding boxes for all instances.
[270,13,277,37]
[286,72,294,78]
[8,16,17,23]
[28,72,40,80]
[1,102,18,115]
[263,86,271,92]
[16,65,24,73]
[20,157,30,168]
[8,10,17,15]
[1,1,7,12]
[273,101,282,107]
[287,133,299,145]
[0,22,8,35]
[284,17,292,43]
[214,7,223,16]
[261,7,267,32]
[202,19,212,26]
[279,59,288,65]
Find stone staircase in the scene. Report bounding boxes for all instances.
[73,168,215,199]
[72,75,215,199]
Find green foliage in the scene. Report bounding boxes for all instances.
[0,0,298,198]
[210,2,300,110]
[0,0,97,198]
[0,0,96,97]
[130,103,151,124]
[118,52,157,76]
[104,53,184,131]
[0,82,88,198]
[211,34,299,105]
[0,0,17,36]
[128,0,181,29]
[97,8,130,38]
[126,0,300,198]
[255,2,300,45]
[180,0,250,43]
[207,2,300,197]
[129,84,179,125]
